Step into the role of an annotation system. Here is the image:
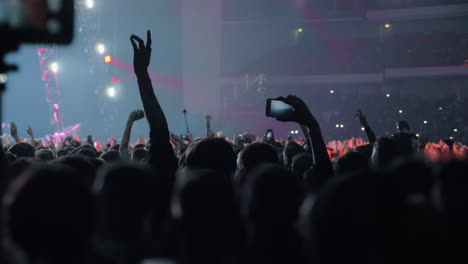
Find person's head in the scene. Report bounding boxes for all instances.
[4,164,95,261]
[94,162,152,240]
[53,155,96,189]
[299,171,411,264]
[387,158,433,196]
[371,137,400,168]
[9,143,35,158]
[396,121,411,133]
[35,149,55,162]
[185,138,236,178]
[291,152,314,180]
[236,142,279,186]
[131,148,148,163]
[99,150,120,163]
[242,164,303,239]
[172,168,239,257]
[335,151,369,176]
[76,146,98,158]
[283,141,305,169]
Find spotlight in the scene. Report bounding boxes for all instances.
[416,134,420,137]
[290,130,295,134]
[398,110,403,114]
[85,0,94,9]
[295,130,299,134]
[104,55,112,64]
[385,24,391,29]
[49,62,59,73]
[450,136,454,140]
[386,93,391,98]
[330,90,334,94]
[423,120,428,124]
[361,127,365,131]
[454,129,458,132]
[0,74,7,84]
[340,124,344,128]
[297,28,303,33]
[96,43,106,55]
[106,87,116,98]
[438,106,443,111]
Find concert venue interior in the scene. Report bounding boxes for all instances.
[1,1,468,264]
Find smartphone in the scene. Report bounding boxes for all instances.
[266,129,273,139]
[266,99,294,119]
[0,0,74,43]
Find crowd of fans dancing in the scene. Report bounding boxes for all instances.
[1,31,468,264]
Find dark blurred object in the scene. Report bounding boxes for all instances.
[0,0,74,44]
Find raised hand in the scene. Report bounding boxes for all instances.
[205,114,212,123]
[10,122,18,140]
[27,126,34,137]
[356,109,369,127]
[128,109,145,122]
[130,30,152,76]
[275,95,317,127]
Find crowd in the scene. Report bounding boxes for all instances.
[1,31,468,264]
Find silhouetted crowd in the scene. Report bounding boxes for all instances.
[0,31,467,264]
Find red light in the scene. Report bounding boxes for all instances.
[105,55,112,64]
[53,103,60,110]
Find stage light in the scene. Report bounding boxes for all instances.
[386,93,391,98]
[340,124,344,128]
[398,110,403,114]
[85,0,94,9]
[49,62,59,73]
[385,24,391,29]
[295,130,299,134]
[450,136,454,140]
[336,124,339,128]
[106,87,116,98]
[330,90,334,94]
[438,106,443,111]
[361,127,365,131]
[454,129,458,132]
[423,120,428,124]
[104,55,112,64]
[0,74,7,84]
[96,43,106,55]
[298,28,303,33]
[290,130,295,134]
[416,134,420,137]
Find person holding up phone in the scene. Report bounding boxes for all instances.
[266,95,333,178]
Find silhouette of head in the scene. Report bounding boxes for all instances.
[53,155,96,189]
[4,164,95,260]
[100,150,120,163]
[131,148,148,163]
[172,169,239,259]
[35,149,55,161]
[335,151,369,176]
[94,162,152,240]
[283,141,305,169]
[371,137,400,168]
[291,152,314,179]
[185,138,236,177]
[236,142,279,186]
[396,121,410,133]
[9,143,35,158]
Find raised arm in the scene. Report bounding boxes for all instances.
[10,122,21,143]
[27,126,39,149]
[205,114,215,138]
[130,31,176,166]
[119,109,144,156]
[356,110,376,144]
[275,95,332,171]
